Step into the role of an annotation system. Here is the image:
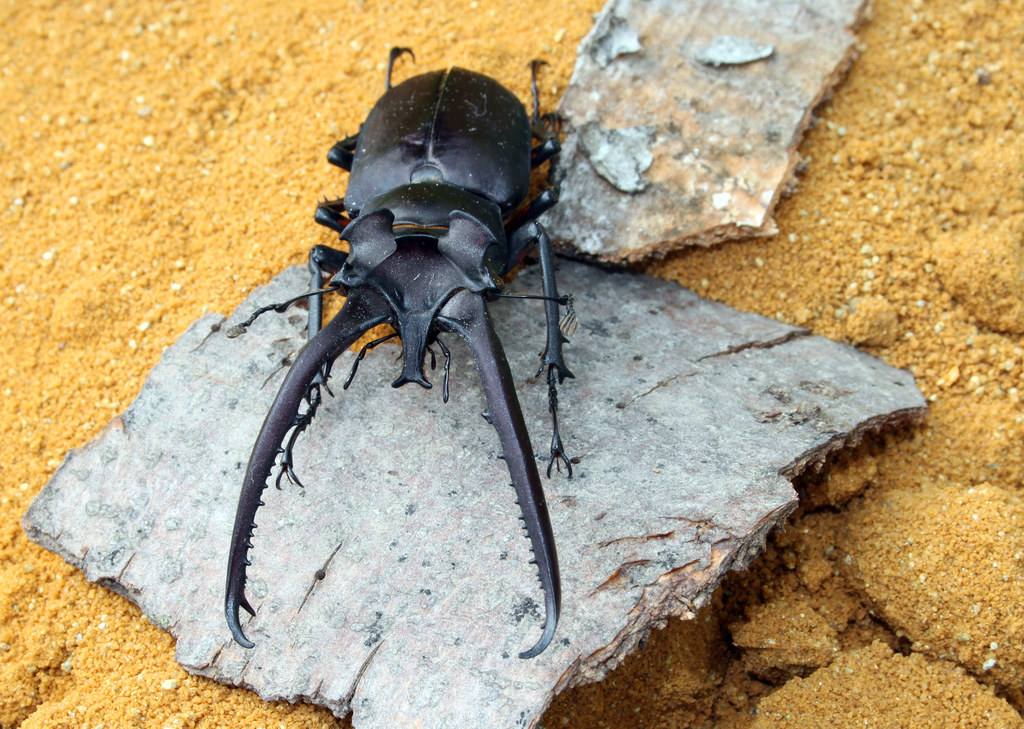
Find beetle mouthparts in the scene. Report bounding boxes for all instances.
[391,308,435,389]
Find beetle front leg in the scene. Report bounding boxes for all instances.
[508,221,574,477]
[532,224,573,379]
[306,243,349,341]
[535,224,575,477]
[275,242,350,487]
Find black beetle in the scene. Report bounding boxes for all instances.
[225,49,574,659]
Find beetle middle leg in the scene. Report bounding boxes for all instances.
[533,224,574,477]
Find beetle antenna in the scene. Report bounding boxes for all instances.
[492,292,577,338]
[492,291,567,305]
[226,284,342,338]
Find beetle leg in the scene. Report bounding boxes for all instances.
[226,289,391,649]
[502,221,574,479]
[530,137,560,169]
[274,381,323,489]
[327,135,358,171]
[534,224,575,479]
[386,47,415,89]
[306,243,349,342]
[528,59,561,168]
[438,291,560,659]
[342,331,398,390]
[505,189,558,238]
[534,226,573,379]
[267,243,352,487]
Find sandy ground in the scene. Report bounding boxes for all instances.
[1,0,1023,727]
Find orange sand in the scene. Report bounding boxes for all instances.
[1,0,1022,727]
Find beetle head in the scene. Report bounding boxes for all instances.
[319,186,506,389]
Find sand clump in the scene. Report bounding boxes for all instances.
[753,641,1022,729]
[729,593,840,684]
[933,223,1024,335]
[844,295,900,347]
[838,481,1024,687]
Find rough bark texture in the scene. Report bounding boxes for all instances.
[545,0,869,261]
[23,260,925,728]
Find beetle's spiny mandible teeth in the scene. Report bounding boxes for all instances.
[226,49,570,659]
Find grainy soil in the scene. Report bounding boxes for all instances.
[1,0,1022,727]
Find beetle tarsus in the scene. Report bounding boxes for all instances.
[544,364,572,479]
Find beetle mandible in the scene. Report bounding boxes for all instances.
[224,49,575,659]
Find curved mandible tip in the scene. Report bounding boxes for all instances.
[517,597,558,659]
[225,591,255,649]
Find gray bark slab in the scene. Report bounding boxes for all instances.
[23,260,925,728]
[545,0,869,261]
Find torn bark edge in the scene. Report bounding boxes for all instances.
[533,400,927,727]
[553,4,870,265]
[617,34,860,265]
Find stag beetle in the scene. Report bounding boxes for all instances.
[225,49,575,659]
